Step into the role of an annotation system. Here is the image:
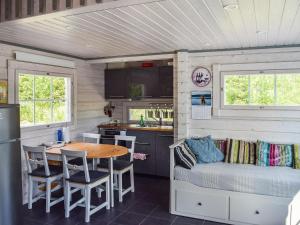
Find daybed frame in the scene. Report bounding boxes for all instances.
[169,139,298,225]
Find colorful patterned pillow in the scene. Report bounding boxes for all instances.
[256,141,293,167]
[225,139,256,164]
[294,144,300,169]
[214,139,227,157]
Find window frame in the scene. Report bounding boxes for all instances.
[212,61,300,120]
[127,106,174,125]
[221,69,300,111]
[16,69,74,129]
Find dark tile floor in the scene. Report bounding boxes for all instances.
[23,175,228,225]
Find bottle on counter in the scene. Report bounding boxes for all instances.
[56,128,63,143]
[138,114,145,127]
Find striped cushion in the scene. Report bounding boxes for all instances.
[294,144,300,169]
[256,141,293,167]
[214,140,227,156]
[174,142,197,169]
[225,139,256,164]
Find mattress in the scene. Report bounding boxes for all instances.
[174,162,300,198]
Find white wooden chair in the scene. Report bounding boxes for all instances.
[82,133,101,144]
[61,149,110,223]
[23,145,64,213]
[98,135,136,202]
[69,133,101,167]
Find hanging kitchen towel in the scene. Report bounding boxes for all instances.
[133,153,148,160]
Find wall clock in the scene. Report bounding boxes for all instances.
[191,67,212,87]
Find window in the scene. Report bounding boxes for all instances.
[18,72,72,127]
[128,108,173,124]
[222,71,300,109]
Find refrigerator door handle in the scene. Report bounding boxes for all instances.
[0,139,20,145]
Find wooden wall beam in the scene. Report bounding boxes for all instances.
[33,0,39,15]
[59,0,66,10]
[86,0,96,5]
[45,0,52,13]
[15,0,22,18]
[11,0,16,19]
[21,0,28,17]
[72,0,81,8]
[0,0,5,22]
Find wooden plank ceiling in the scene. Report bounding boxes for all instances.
[0,0,299,59]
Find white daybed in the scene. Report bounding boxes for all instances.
[169,139,300,225]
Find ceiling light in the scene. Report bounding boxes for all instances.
[85,44,93,48]
[224,4,239,11]
[204,43,211,47]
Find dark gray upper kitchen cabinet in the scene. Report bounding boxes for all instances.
[127,130,156,175]
[129,67,159,99]
[105,66,173,99]
[155,132,174,177]
[105,68,129,99]
[159,66,173,98]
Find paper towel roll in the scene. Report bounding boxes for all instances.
[63,127,71,143]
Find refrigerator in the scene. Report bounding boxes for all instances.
[0,104,22,225]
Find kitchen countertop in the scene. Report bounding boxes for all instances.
[97,123,174,132]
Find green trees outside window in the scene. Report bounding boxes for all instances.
[224,73,300,107]
[19,73,71,127]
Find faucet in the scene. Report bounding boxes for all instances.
[151,116,163,126]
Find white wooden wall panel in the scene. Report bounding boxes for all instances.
[0,42,108,203]
[186,49,300,143]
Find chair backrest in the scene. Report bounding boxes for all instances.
[82,133,101,144]
[23,145,50,177]
[114,135,136,162]
[60,149,90,183]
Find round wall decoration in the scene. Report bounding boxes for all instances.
[191,67,212,87]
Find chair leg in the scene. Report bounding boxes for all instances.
[118,173,123,202]
[65,181,70,218]
[46,180,51,213]
[28,176,33,209]
[85,186,91,223]
[106,180,110,210]
[114,174,118,186]
[130,166,135,193]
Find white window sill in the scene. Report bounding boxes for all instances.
[21,121,73,132]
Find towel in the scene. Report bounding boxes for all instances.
[133,153,148,160]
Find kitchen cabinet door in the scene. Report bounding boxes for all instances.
[105,68,129,99]
[127,130,156,175]
[155,132,174,177]
[129,67,159,99]
[158,66,173,98]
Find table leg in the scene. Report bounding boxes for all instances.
[109,157,114,207]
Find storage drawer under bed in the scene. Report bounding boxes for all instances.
[229,195,290,225]
[175,189,228,220]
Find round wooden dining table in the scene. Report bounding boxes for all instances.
[47,142,128,207]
